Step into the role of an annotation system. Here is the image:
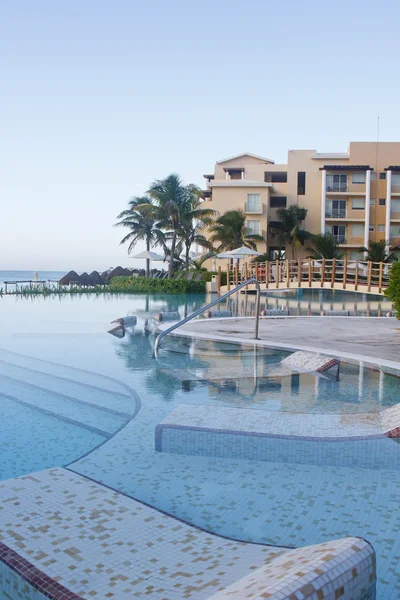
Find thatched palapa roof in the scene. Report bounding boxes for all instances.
[79,272,93,286]
[89,271,106,285]
[106,266,132,280]
[59,270,81,286]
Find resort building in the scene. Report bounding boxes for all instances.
[201,142,400,259]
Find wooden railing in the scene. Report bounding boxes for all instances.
[221,259,391,295]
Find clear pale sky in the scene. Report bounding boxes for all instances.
[1,0,400,271]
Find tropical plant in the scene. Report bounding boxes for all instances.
[147,174,191,278]
[114,196,164,276]
[190,252,216,272]
[268,205,310,259]
[307,232,345,260]
[358,240,397,263]
[208,209,265,251]
[178,190,216,270]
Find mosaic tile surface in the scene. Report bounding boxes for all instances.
[0,468,287,599]
[208,537,376,600]
[0,469,376,600]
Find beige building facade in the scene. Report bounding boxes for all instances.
[201,143,400,259]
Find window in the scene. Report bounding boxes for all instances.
[327,224,346,242]
[350,250,364,260]
[379,198,386,206]
[351,198,365,210]
[390,225,400,237]
[246,194,261,212]
[297,172,306,195]
[350,224,364,237]
[392,199,400,212]
[327,199,346,218]
[264,171,287,183]
[326,173,347,192]
[380,172,387,180]
[392,173,400,185]
[247,220,260,234]
[352,172,366,184]
[370,198,375,206]
[378,224,385,232]
[369,224,375,232]
[270,196,287,208]
[269,221,281,230]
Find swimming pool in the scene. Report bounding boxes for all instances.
[0,289,399,598]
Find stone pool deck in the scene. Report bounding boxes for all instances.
[0,468,376,600]
[162,316,400,366]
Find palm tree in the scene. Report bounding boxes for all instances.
[190,252,216,272]
[358,240,397,263]
[268,205,310,259]
[148,174,191,278]
[115,196,164,277]
[179,191,216,270]
[307,232,345,260]
[208,209,265,251]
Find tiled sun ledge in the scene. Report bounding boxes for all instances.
[0,468,376,600]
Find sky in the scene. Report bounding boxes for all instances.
[1,0,400,271]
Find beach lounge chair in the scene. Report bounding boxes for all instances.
[194,273,203,282]
[175,272,184,280]
[185,272,194,281]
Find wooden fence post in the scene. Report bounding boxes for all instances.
[321,258,325,287]
[331,259,336,288]
[308,258,312,287]
[244,261,248,281]
[217,266,221,293]
[276,260,279,288]
[378,261,383,293]
[355,260,359,291]
[298,258,302,287]
[367,261,372,292]
[226,263,230,291]
[286,259,290,287]
[265,260,269,287]
[235,263,238,286]
[343,256,347,290]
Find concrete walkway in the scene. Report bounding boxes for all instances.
[170,317,400,365]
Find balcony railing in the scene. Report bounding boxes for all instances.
[325,209,347,219]
[333,235,347,244]
[326,185,348,193]
[245,202,263,214]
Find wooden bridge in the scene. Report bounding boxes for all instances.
[215,259,391,296]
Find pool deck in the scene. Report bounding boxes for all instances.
[163,316,400,366]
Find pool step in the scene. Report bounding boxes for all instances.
[0,351,136,415]
[0,373,129,436]
[0,391,110,438]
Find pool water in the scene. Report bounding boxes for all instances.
[0,290,399,599]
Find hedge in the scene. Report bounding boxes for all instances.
[108,276,206,294]
[384,261,400,318]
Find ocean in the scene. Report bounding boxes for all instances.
[0,270,67,288]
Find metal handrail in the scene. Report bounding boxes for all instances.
[153,277,261,359]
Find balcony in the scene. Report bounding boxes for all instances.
[326,185,348,193]
[325,209,347,219]
[333,235,347,244]
[245,202,264,214]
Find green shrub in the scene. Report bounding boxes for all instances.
[108,276,206,294]
[384,261,400,317]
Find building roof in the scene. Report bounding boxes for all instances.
[311,153,349,160]
[320,165,373,171]
[203,174,215,179]
[216,153,275,165]
[209,179,275,190]
[385,166,400,171]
